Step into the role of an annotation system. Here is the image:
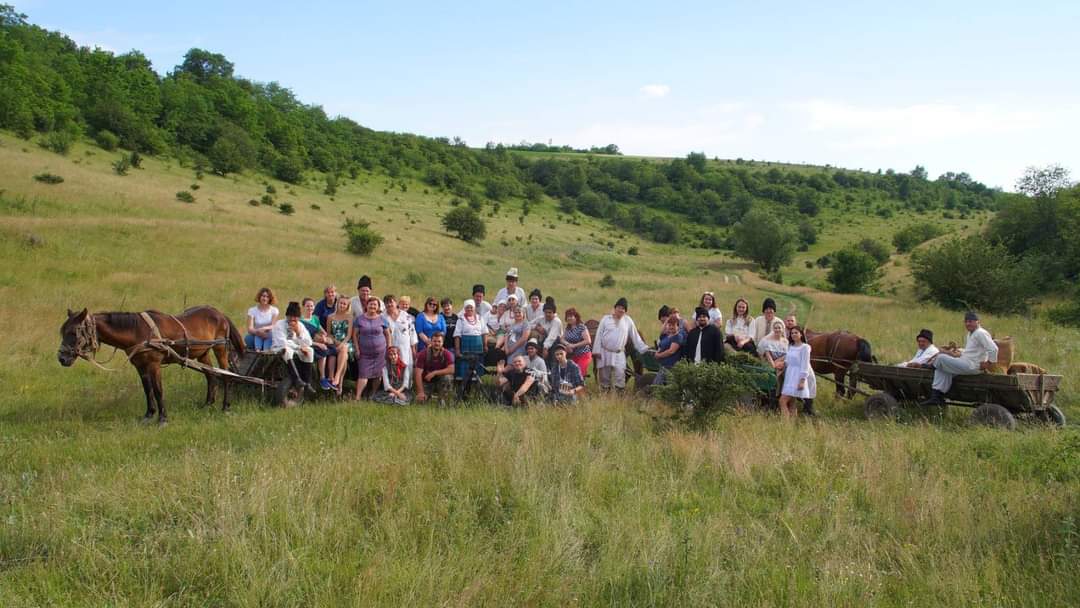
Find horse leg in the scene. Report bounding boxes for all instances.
[212,344,231,411]
[198,352,217,406]
[139,369,156,423]
[151,364,167,425]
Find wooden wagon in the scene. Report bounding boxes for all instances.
[853,362,1065,429]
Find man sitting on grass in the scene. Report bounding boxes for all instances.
[549,344,585,404]
[498,354,540,406]
[414,332,455,404]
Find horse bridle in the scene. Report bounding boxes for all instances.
[60,313,100,361]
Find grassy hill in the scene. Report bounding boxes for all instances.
[1,133,1078,606]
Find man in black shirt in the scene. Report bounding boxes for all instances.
[683,307,725,365]
[498,355,538,406]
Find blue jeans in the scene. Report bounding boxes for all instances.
[246,333,273,351]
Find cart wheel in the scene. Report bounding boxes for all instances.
[1035,406,1066,427]
[970,404,1016,430]
[864,392,899,420]
[273,375,305,408]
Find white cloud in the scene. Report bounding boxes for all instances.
[639,84,671,99]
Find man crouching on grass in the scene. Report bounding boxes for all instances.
[414,332,454,404]
[498,354,540,406]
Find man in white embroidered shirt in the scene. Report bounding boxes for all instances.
[920,312,998,406]
[900,329,939,368]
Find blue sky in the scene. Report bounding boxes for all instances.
[18,0,1080,189]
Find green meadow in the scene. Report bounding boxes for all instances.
[1,133,1078,606]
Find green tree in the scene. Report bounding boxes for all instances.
[911,236,1037,313]
[1015,164,1072,198]
[732,209,796,272]
[208,122,256,175]
[442,207,487,242]
[827,248,879,293]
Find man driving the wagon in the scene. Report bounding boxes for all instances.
[920,312,998,406]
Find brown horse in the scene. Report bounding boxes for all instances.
[58,306,245,424]
[805,329,874,398]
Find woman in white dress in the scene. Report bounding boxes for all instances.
[779,326,816,418]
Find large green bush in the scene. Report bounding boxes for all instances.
[911,236,1038,314]
[827,248,880,294]
[655,361,764,427]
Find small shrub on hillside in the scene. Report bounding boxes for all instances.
[39,130,75,155]
[324,174,338,196]
[248,199,259,206]
[655,361,765,427]
[827,248,880,294]
[311,203,321,211]
[260,194,274,206]
[190,183,200,190]
[628,246,639,256]
[112,156,131,176]
[176,191,195,203]
[893,223,947,253]
[912,236,1037,313]
[94,130,120,151]
[129,151,142,169]
[33,173,64,184]
[442,207,487,242]
[343,218,384,256]
[278,202,295,215]
[266,184,276,194]
[857,238,891,265]
[599,274,616,288]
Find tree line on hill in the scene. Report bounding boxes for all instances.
[0,5,1012,247]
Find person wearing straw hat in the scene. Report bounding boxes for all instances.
[900,329,939,368]
[494,267,526,307]
[920,312,998,406]
[593,297,650,391]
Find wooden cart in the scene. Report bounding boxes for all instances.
[853,362,1065,429]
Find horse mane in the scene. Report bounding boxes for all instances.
[98,311,147,331]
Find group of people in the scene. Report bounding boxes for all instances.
[649,294,816,417]
[897,311,1000,406]
[244,266,1002,415]
[244,268,593,406]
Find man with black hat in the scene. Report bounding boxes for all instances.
[901,329,939,368]
[920,312,998,406]
[349,275,383,319]
[683,307,725,365]
[270,301,316,395]
[593,297,650,391]
[748,298,780,346]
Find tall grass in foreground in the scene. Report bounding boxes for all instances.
[1,391,1078,606]
[1,133,1078,606]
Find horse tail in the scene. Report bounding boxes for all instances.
[856,338,873,363]
[226,315,245,368]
